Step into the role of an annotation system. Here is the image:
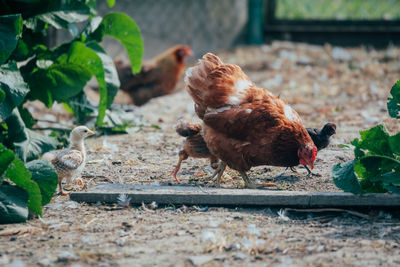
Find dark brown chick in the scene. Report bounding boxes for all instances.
[171,122,218,182]
[115,45,192,106]
[307,123,336,151]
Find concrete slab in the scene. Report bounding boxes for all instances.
[69,183,400,208]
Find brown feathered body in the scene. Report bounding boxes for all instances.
[176,122,218,163]
[185,53,316,173]
[115,45,192,106]
[171,122,218,181]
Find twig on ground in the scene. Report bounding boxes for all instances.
[285,208,370,219]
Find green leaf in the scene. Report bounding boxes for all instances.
[26,160,58,206]
[0,88,5,103]
[0,14,23,64]
[86,42,120,108]
[0,184,29,224]
[371,171,400,185]
[0,61,30,120]
[5,110,59,162]
[358,124,392,156]
[27,63,92,107]
[331,160,363,194]
[90,12,143,74]
[64,92,96,123]
[0,144,15,181]
[63,41,120,125]
[18,106,36,129]
[24,1,92,31]
[387,80,400,119]
[6,156,42,215]
[389,132,400,155]
[106,0,116,8]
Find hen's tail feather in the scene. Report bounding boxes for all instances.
[185,53,252,109]
[176,122,202,137]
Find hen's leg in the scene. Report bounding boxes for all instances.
[209,156,219,169]
[290,167,298,173]
[170,150,188,182]
[240,171,257,189]
[304,166,321,177]
[210,161,226,187]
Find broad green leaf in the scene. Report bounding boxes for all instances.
[5,110,59,162]
[64,92,96,123]
[63,41,107,124]
[0,14,23,64]
[0,144,15,181]
[26,160,58,206]
[24,1,92,31]
[0,61,30,120]
[6,156,42,215]
[90,12,143,74]
[0,88,5,103]
[358,124,392,156]
[86,42,120,108]
[387,80,400,119]
[18,106,36,128]
[331,160,363,195]
[0,184,29,224]
[27,63,92,107]
[106,0,116,8]
[371,171,400,185]
[389,132,400,155]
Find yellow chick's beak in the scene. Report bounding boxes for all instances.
[87,130,95,135]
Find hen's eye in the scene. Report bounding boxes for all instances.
[84,130,87,133]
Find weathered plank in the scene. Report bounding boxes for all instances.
[69,184,400,208]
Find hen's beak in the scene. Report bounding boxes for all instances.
[87,130,95,135]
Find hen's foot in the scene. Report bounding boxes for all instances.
[304,166,321,177]
[210,162,227,187]
[240,171,257,189]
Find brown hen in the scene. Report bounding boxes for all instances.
[185,53,317,188]
[114,45,192,106]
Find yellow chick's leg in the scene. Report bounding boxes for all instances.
[58,180,69,196]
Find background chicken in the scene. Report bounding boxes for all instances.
[307,123,336,151]
[171,122,218,182]
[185,53,317,188]
[289,123,337,175]
[47,126,94,195]
[113,45,192,106]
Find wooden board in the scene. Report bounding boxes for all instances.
[69,184,400,208]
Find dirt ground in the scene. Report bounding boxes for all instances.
[1,42,400,266]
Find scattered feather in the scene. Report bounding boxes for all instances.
[117,194,131,207]
[277,209,290,221]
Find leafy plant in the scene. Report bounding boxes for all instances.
[0,144,58,223]
[332,80,400,194]
[0,0,143,223]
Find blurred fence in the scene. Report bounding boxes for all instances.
[265,0,400,47]
[97,0,248,59]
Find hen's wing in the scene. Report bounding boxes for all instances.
[203,96,302,139]
[52,149,84,175]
